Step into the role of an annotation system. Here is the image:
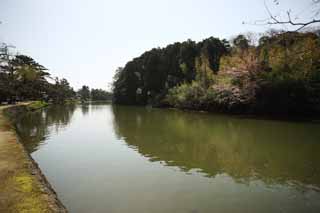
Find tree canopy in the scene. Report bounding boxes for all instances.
[113,31,320,116]
[112,37,230,106]
[77,85,112,102]
[0,43,76,104]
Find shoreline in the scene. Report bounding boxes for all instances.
[0,104,67,213]
[164,106,320,123]
[115,103,320,123]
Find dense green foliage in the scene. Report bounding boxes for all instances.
[113,31,320,116]
[0,46,76,104]
[78,85,91,102]
[91,88,112,101]
[112,37,230,105]
[77,85,112,102]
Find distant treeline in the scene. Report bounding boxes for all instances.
[112,30,320,116]
[77,85,112,102]
[0,44,111,104]
[0,48,76,104]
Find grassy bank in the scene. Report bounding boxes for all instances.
[0,104,67,213]
[26,101,49,111]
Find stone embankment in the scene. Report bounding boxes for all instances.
[0,104,67,213]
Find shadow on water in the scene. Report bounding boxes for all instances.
[14,104,77,153]
[111,105,320,190]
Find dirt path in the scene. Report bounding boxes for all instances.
[0,104,67,213]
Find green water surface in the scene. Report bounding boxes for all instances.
[14,104,320,213]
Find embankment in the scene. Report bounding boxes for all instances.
[0,104,67,213]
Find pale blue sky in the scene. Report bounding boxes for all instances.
[0,0,312,90]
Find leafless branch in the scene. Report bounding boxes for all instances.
[249,0,320,32]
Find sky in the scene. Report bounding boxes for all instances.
[0,0,313,90]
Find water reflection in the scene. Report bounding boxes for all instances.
[80,104,89,116]
[112,105,320,190]
[13,104,320,212]
[14,104,76,153]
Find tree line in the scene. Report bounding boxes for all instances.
[0,45,76,104]
[0,43,111,104]
[77,85,112,102]
[112,30,320,116]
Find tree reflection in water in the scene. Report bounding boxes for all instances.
[14,104,76,153]
[112,105,320,190]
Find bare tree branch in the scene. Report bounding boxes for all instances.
[248,0,320,31]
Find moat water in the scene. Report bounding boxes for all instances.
[14,104,320,213]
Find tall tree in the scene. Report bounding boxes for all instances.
[78,85,91,102]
